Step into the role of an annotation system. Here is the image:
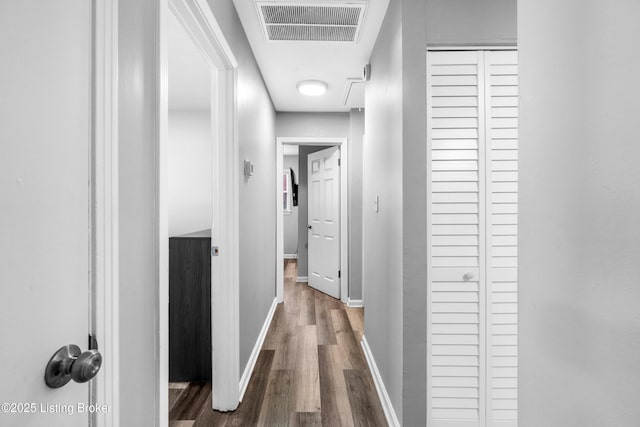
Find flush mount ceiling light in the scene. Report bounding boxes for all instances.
[297,80,327,96]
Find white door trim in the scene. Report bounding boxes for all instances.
[427,45,517,51]
[93,0,119,425]
[160,0,240,421]
[276,137,349,304]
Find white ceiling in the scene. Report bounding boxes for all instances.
[168,11,211,111]
[233,0,389,112]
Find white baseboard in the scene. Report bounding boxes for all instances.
[296,276,308,283]
[284,254,298,259]
[361,335,401,427]
[239,297,278,401]
[347,298,363,308]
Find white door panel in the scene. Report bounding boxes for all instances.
[428,50,518,427]
[0,2,92,426]
[307,147,340,299]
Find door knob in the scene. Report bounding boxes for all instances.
[44,344,102,388]
[307,225,312,230]
[463,272,474,282]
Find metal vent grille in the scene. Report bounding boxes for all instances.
[266,24,357,42]
[256,2,367,42]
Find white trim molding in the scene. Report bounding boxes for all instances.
[239,298,278,401]
[276,137,349,304]
[347,298,363,308]
[92,0,119,425]
[161,0,240,416]
[296,276,308,283]
[284,254,298,259]
[361,335,401,427]
[158,2,170,426]
[427,44,517,51]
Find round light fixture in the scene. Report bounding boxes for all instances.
[296,80,327,96]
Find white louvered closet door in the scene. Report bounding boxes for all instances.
[427,50,518,427]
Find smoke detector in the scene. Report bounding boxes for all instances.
[256,1,368,43]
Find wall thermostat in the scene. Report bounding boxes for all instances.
[362,63,371,82]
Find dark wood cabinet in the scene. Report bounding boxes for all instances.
[169,232,211,382]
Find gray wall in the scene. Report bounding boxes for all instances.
[296,146,328,278]
[118,1,160,423]
[401,1,429,424]
[426,0,517,46]
[206,0,277,376]
[362,0,517,424]
[283,155,299,255]
[276,112,350,137]
[363,0,404,422]
[168,111,212,237]
[348,109,364,301]
[519,1,640,426]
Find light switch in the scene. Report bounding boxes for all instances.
[243,159,254,177]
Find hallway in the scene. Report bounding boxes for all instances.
[168,260,387,426]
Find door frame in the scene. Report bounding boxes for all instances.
[93,0,240,424]
[160,0,240,417]
[276,137,349,304]
[93,0,119,425]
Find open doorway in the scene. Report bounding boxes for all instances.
[282,144,340,299]
[276,138,349,304]
[166,6,213,416]
[159,0,240,421]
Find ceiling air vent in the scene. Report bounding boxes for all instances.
[256,2,367,43]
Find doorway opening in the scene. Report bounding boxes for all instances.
[276,137,349,305]
[159,0,240,421]
[166,5,213,418]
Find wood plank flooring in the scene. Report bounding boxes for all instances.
[168,259,387,426]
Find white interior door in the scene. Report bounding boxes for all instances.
[428,50,487,426]
[0,2,93,425]
[307,146,341,299]
[427,50,518,427]
[484,50,519,425]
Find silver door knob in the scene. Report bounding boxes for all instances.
[463,273,474,282]
[44,344,102,388]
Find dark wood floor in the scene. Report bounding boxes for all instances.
[168,259,387,426]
